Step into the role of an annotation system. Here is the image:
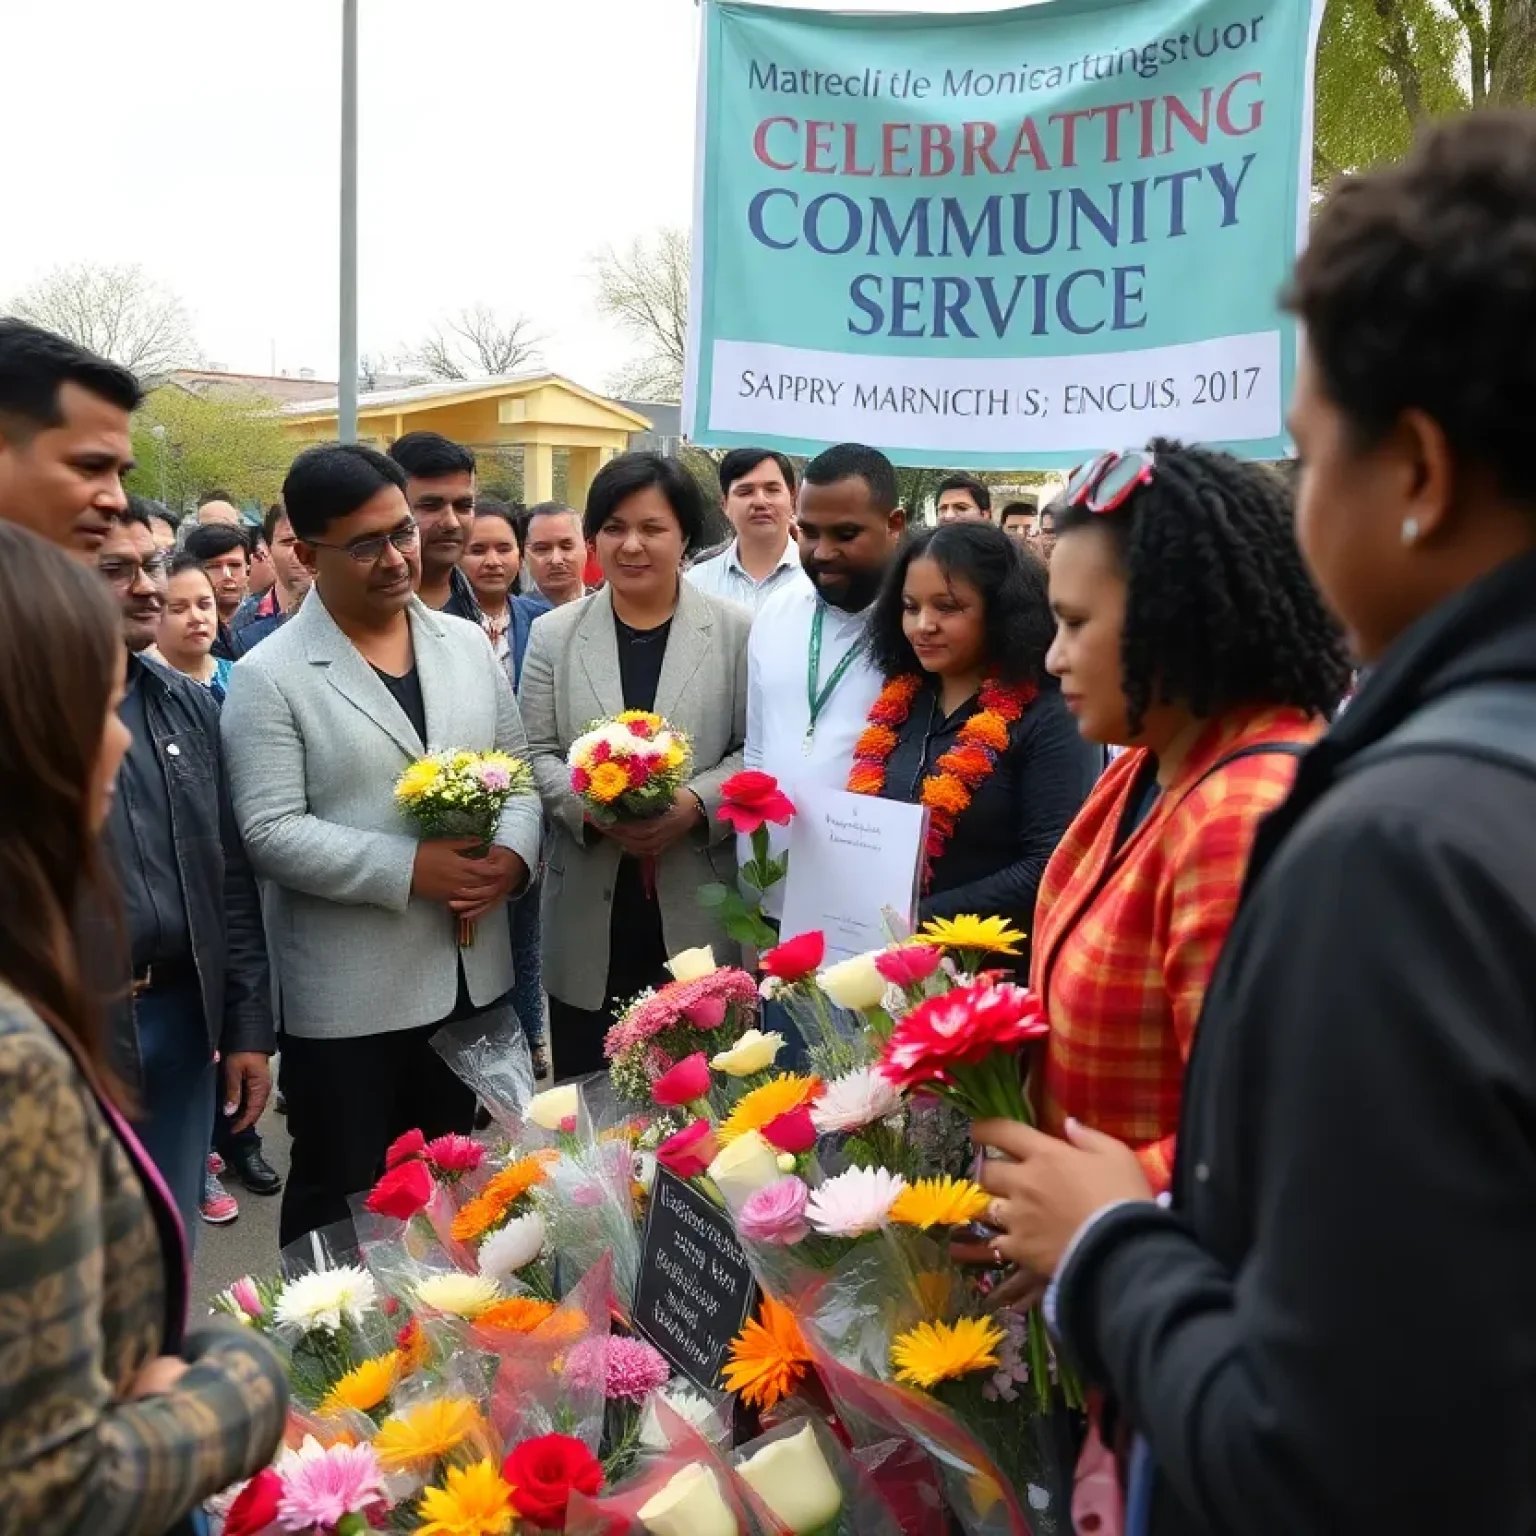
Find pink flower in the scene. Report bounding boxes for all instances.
[739,1176,811,1245]
[384,1128,426,1168]
[602,969,760,1060]
[651,1052,711,1108]
[806,1165,907,1237]
[559,1114,578,1134]
[875,945,944,989]
[229,1276,264,1319]
[275,1442,386,1531]
[760,1105,817,1155]
[880,980,1049,1093]
[567,1335,671,1402]
[656,1118,718,1179]
[364,1159,434,1220]
[424,1133,484,1178]
[683,994,728,1030]
[760,930,825,982]
[479,764,512,791]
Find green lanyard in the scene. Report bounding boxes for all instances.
[805,604,861,752]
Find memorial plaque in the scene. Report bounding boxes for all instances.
[634,1167,759,1392]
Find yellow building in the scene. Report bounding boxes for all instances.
[280,373,653,507]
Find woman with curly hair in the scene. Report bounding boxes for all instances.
[849,522,1098,945]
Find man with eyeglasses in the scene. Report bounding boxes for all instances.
[221,443,542,1246]
[95,499,275,1244]
[389,431,481,620]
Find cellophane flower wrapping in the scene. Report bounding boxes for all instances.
[430,1007,537,1132]
[732,1413,907,1536]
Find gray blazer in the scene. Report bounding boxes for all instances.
[220,593,543,1040]
[519,584,751,1010]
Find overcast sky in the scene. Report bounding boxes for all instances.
[4,0,1022,394]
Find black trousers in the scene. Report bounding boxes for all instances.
[278,1017,477,1249]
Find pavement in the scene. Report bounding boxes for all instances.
[191,1099,293,1310]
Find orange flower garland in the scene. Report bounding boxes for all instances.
[847,675,1035,887]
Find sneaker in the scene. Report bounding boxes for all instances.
[207,1150,226,1177]
[200,1171,239,1224]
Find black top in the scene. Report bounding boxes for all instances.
[373,664,428,745]
[105,659,191,970]
[1056,546,1536,1534]
[615,616,673,714]
[877,678,1100,933]
[440,566,484,625]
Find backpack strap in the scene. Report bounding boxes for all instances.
[1352,682,1536,782]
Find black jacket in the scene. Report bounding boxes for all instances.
[1057,549,1536,1534]
[105,658,273,1081]
[878,679,1099,930]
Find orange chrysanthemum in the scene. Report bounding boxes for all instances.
[868,675,922,724]
[962,711,1011,752]
[853,724,898,759]
[717,1073,822,1145]
[722,1296,812,1410]
[451,1155,553,1243]
[475,1296,558,1334]
[934,744,992,786]
[920,774,971,816]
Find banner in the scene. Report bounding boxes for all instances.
[684,0,1324,466]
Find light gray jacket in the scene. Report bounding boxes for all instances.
[220,594,542,1039]
[519,584,750,1010]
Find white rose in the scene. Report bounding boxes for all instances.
[477,1212,545,1279]
[737,1422,844,1534]
[707,1131,783,1209]
[710,1029,785,1078]
[639,1464,739,1536]
[817,951,886,1011]
[666,946,718,983]
[527,1083,579,1132]
[635,1152,658,1193]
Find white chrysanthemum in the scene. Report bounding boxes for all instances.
[273,1266,376,1332]
[477,1212,546,1280]
[811,1067,904,1135]
[640,1384,724,1449]
[805,1165,907,1238]
[414,1271,502,1319]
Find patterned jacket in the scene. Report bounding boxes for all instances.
[1031,706,1325,1192]
[0,982,287,1536]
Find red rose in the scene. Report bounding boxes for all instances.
[223,1468,283,1536]
[879,980,1049,1092]
[504,1432,604,1529]
[364,1159,434,1220]
[761,1104,817,1154]
[384,1128,426,1169]
[656,1117,719,1179]
[761,929,826,982]
[717,770,796,835]
[651,1051,711,1109]
[875,944,944,989]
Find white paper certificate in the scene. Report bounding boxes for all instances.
[779,786,927,964]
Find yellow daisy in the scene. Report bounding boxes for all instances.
[414,1272,501,1320]
[889,1176,991,1231]
[416,1457,518,1536]
[320,1349,398,1416]
[717,1073,822,1145]
[615,709,663,728]
[587,761,630,804]
[891,1316,1005,1390]
[373,1396,482,1471]
[918,914,1025,956]
[395,758,444,803]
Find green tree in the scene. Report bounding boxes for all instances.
[128,385,293,512]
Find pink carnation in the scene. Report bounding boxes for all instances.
[738,1176,811,1245]
[423,1133,484,1177]
[567,1335,671,1402]
[275,1442,386,1531]
[603,969,759,1060]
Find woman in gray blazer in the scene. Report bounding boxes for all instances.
[519,454,751,1078]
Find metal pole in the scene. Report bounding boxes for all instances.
[338,0,359,443]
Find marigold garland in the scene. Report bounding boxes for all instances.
[847,676,1036,888]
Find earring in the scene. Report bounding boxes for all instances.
[1401,517,1420,546]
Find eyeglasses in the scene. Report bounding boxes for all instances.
[1065,450,1156,514]
[307,521,421,564]
[99,550,173,586]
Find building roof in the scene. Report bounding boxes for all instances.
[617,399,682,438]
[169,368,340,404]
[281,371,653,430]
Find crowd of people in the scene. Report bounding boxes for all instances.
[0,109,1535,1533]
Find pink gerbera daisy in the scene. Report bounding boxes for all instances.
[276,1442,387,1531]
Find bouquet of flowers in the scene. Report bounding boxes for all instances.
[568,709,694,825]
[394,747,536,946]
[699,771,797,950]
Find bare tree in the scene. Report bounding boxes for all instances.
[595,229,691,402]
[7,262,196,378]
[401,304,541,381]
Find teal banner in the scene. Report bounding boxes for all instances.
[684,0,1324,466]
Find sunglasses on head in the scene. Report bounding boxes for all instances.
[1064,450,1156,514]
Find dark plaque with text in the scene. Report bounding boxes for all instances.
[634,1167,760,1392]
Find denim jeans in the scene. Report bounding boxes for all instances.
[130,978,217,1252]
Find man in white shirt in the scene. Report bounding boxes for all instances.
[687,447,804,613]
[745,442,907,925]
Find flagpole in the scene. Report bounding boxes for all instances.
[339,0,359,443]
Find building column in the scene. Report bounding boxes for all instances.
[523,441,555,505]
[565,446,603,511]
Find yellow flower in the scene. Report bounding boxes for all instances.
[450,751,477,772]
[717,1073,822,1145]
[320,1350,398,1415]
[616,709,663,728]
[414,1273,501,1319]
[416,1457,518,1536]
[396,758,444,803]
[918,914,1025,956]
[891,1316,1005,1390]
[373,1396,481,1470]
[663,739,687,769]
[889,1176,991,1230]
[587,761,630,804]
